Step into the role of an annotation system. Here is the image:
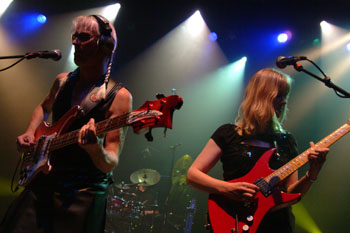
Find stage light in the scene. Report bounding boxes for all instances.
[185,10,205,36]
[0,0,13,18]
[346,42,350,52]
[209,32,218,41]
[37,14,47,24]
[23,14,47,31]
[320,20,331,33]
[100,3,121,22]
[277,33,288,43]
[234,56,247,71]
[320,22,350,53]
[5,13,48,36]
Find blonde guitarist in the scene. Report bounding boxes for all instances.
[187,68,329,233]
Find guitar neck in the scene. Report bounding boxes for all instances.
[265,122,350,185]
[48,113,130,151]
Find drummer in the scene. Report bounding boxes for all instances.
[136,185,159,215]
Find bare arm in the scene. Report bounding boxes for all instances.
[286,141,329,195]
[16,72,68,152]
[78,87,132,173]
[187,139,259,201]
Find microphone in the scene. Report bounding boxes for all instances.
[276,56,307,69]
[26,49,62,61]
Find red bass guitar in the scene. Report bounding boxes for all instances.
[208,120,350,233]
[17,95,183,187]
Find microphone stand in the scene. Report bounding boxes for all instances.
[293,63,350,98]
[162,143,181,231]
[0,54,30,72]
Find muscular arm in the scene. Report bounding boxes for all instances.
[16,73,68,152]
[79,87,132,173]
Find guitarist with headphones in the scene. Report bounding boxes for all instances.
[1,15,132,233]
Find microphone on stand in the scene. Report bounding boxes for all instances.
[25,49,62,61]
[276,56,307,69]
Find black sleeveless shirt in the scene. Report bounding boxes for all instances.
[49,69,120,192]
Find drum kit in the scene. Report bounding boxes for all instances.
[106,168,162,233]
[105,155,196,233]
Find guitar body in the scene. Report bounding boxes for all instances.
[208,149,301,233]
[17,95,183,187]
[34,105,81,140]
[19,106,81,186]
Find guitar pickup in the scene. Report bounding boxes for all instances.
[254,178,273,197]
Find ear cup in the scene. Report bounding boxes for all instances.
[91,15,115,54]
[100,34,115,52]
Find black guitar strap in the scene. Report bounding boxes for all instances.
[78,79,122,117]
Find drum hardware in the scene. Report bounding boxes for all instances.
[106,170,162,233]
[114,181,140,190]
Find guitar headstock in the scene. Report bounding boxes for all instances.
[128,95,183,140]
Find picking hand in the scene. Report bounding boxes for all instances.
[222,181,259,202]
[16,133,35,153]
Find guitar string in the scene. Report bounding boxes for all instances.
[264,123,350,185]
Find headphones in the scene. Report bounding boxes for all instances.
[91,15,116,54]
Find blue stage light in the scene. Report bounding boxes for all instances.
[22,13,46,32]
[37,14,46,24]
[209,32,218,41]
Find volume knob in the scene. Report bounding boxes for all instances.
[242,224,249,232]
[246,215,254,225]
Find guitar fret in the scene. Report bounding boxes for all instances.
[265,123,350,185]
[48,113,130,152]
[288,162,296,170]
[211,121,350,233]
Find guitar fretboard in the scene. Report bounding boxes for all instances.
[265,122,350,186]
[48,113,130,151]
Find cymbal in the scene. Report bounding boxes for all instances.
[130,168,160,186]
[172,154,193,185]
[172,154,192,175]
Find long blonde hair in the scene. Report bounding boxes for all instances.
[235,68,292,135]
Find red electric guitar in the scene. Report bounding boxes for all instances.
[17,95,183,187]
[208,120,350,233]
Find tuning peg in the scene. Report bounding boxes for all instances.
[156,93,165,99]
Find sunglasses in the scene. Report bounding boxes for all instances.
[72,32,95,42]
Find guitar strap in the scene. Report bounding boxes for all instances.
[78,78,122,117]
